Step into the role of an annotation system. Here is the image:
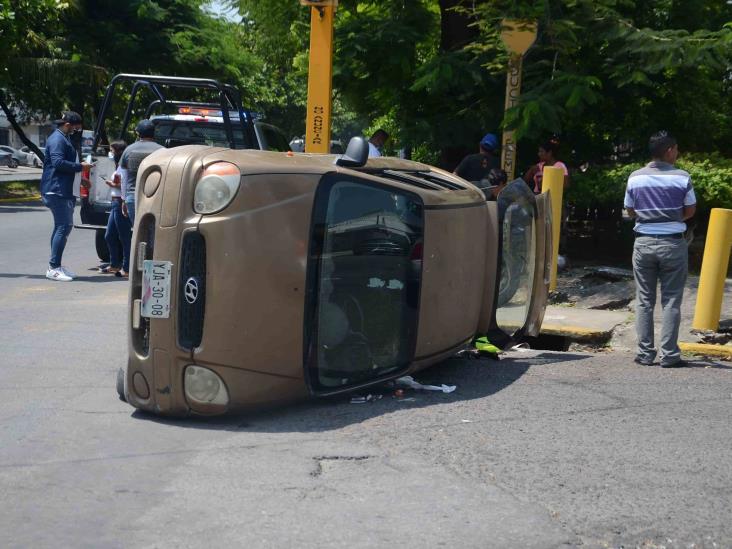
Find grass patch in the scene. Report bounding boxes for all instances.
[0,181,40,200]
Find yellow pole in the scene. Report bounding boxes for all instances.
[304,2,336,154]
[541,165,564,291]
[499,20,536,180]
[692,208,732,331]
[501,55,522,180]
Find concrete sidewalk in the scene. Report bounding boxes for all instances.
[547,269,732,358]
[540,306,629,341]
[0,166,42,183]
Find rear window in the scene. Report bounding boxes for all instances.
[256,123,291,152]
[153,120,249,148]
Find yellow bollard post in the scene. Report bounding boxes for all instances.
[692,208,732,331]
[541,165,564,291]
[303,1,337,154]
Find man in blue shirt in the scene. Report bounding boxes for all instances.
[40,111,92,281]
[624,131,696,367]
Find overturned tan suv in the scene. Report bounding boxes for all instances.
[118,138,552,416]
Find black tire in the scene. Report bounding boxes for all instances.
[8,158,18,169]
[95,229,110,262]
[116,367,127,402]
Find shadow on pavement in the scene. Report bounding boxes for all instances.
[0,272,126,283]
[683,359,732,370]
[131,351,591,433]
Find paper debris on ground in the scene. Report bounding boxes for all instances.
[396,376,456,393]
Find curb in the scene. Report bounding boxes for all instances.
[539,324,613,341]
[0,195,41,204]
[679,342,732,360]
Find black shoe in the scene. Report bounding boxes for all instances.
[634,357,655,366]
[661,360,688,368]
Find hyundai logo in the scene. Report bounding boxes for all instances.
[184,277,200,304]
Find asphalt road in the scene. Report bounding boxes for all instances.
[1,203,731,548]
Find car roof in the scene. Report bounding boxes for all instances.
[152,146,480,199]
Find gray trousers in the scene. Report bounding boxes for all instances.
[632,235,688,365]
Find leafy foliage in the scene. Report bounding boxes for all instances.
[1,0,731,171]
[567,154,732,214]
[472,0,732,164]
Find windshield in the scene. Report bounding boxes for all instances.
[306,177,424,391]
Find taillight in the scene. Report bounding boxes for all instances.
[410,241,423,261]
[80,164,90,198]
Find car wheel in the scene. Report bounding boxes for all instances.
[116,367,127,402]
[95,229,111,262]
[8,158,18,169]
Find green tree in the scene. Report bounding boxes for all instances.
[471,0,732,165]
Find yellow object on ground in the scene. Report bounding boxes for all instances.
[692,208,732,331]
[304,3,336,154]
[541,166,564,291]
[679,342,732,360]
[474,337,501,354]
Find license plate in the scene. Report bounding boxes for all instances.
[141,260,172,318]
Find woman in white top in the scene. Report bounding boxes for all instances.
[99,141,132,277]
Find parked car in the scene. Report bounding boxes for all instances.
[0,146,21,168]
[80,74,292,263]
[0,150,16,168]
[117,137,552,416]
[19,146,42,167]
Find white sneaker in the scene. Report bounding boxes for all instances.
[46,267,73,281]
[59,266,77,278]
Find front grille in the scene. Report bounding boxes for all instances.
[178,232,206,349]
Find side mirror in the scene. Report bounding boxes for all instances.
[335,136,368,168]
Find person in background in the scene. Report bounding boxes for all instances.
[40,111,92,281]
[120,120,163,225]
[625,131,696,368]
[454,133,500,182]
[100,141,131,277]
[523,136,569,193]
[368,129,389,158]
[473,167,508,201]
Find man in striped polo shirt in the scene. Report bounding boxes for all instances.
[624,131,696,368]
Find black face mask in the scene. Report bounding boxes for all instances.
[113,154,122,164]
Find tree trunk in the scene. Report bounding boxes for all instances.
[0,91,45,161]
[437,1,482,170]
[439,0,479,52]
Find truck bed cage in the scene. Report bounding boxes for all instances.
[92,74,257,151]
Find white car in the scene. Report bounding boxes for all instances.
[10,145,42,167]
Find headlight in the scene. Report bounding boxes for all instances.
[193,162,240,214]
[184,365,229,405]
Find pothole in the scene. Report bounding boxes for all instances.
[311,455,372,477]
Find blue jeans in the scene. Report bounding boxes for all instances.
[633,235,688,365]
[105,200,132,271]
[125,193,136,226]
[43,194,75,269]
